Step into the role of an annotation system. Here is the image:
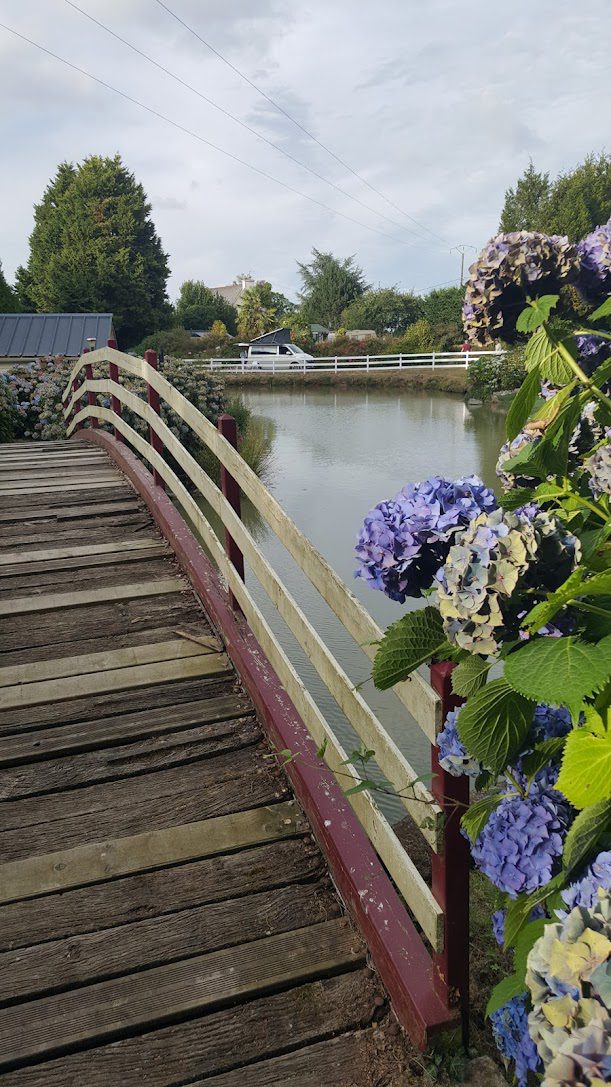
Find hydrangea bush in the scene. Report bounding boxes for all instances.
[358,223,611,1082]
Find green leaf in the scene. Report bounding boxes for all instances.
[486,974,526,1018]
[344,779,377,797]
[519,738,567,781]
[451,656,492,698]
[562,799,611,874]
[456,679,535,774]
[499,487,536,511]
[372,607,446,690]
[590,296,611,321]
[461,792,503,843]
[513,918,547,976]
[516,295,559,333]
[504,874,565,948]
[521,570,611,634]
[506,364,542,442]
[525,325,575,386]
[316,737,328,760]
[504,636,611,718]
[556,729,611,808]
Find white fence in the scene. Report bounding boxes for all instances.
[186,350,502,375]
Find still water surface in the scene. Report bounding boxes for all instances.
[206,388,506,820]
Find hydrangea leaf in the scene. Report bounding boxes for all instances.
[461,792,503,844]
[451,656,492,698]
[485,974,526,1018]
[513,918,548,977]
[562,798,611,875]
[504,636,611,718]
[499,487,536,511]
[522,570,611,633]
[504,874,565,948]
[516,295,559,333]
[505,364,542,442]
[519,738,567,782]
[371,606,445,690]
[590,297,611,321]
[556,728,611,809]
[456,679,535,774]
[525,326,575,386]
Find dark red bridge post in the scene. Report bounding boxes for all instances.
[430,660,470,1045]
[107,337,123,442]
[217,413,245,611]
[144,349,164,489]
[84,357,98,428]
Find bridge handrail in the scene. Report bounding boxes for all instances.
[62,364,445,948]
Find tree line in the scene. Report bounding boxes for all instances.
[2,151,610,352]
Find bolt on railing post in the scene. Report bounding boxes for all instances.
[144,349,165,489]
[107,338,123,442]
[430,660,470,1046]
[217,412,245,612]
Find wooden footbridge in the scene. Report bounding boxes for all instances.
[0,346,470,1084]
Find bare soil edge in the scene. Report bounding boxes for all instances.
[219,367,468,393]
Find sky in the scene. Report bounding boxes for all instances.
[1,0,610,304]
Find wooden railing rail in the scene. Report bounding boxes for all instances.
[62,347,470,1015]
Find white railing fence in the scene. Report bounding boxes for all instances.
[185,350,503,375]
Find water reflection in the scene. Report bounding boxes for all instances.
[197,387,506,821]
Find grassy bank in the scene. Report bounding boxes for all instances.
[220,366,468,394]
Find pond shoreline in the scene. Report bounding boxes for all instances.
[221,366,467,393]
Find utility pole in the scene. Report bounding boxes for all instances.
[451,244,477,286]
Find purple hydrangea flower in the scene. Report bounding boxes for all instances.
[585,428,611,498]
[561,851,611,913]
[437,707,483,779]
[471,771,573,898]
[490,994,542,1087]
[576,219,611,302]
[575,334,611,378]
[355,475,497,602]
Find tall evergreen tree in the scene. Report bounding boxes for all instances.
[16,155,170,344]
[0,262,19,312]
[298,249,368,328]
[499,161,551,233]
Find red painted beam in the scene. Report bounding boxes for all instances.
[73,429,458,1049]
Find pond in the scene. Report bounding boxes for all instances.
[204,387,506,821]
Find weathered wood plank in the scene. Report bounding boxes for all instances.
[0,577,187,617]
[0,557,178,596]
[0,919,362,1070]
[0,690,247,766]
[191,1031,377,1087]
[0,651,231,710]
[0,800,304,903]
[0,480,122,496]
[0,716,259,798]
[0,470,120,484]
[0,538,165,567]
[0,637,221,688]
[0,971,378,1087]
[0,750,289,861]
[0,520,155,550]
[0,547,168,577]
[0,881,339,1005]
[0,500,139,525]
[0,673,227,733]
[0,620,210,668]
[0,837,321,951]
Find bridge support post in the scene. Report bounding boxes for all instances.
[217,412,245,612]
[84,359,98,429]
[430,660,470,1047]
[144,349,165,489]
[107,338,123,442]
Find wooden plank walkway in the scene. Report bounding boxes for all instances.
[0,441,408,1085]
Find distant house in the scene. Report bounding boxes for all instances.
[0,313,116,370]
[345,329,376,342]
[310,324,330,343]
[211,274,255,308]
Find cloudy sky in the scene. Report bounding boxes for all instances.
[1,0,609,303]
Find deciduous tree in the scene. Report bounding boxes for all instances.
[341,287,422,334]
[174,280,237,334]
[298,249,368,328]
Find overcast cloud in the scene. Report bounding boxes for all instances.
[1,0,609,302]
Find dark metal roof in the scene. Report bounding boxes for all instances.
[0,313,115,359]
[249,327,291,346]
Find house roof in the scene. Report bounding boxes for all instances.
[310,324,329,334]
[211,275,255,308]
[0,313,115,359]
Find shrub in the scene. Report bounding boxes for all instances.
[396,318,437,354]
[467,346,526,400]
[0,373,17,442]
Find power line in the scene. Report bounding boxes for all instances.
[1,21,441,249]
[153,0,450,248]
[64,0,445,252]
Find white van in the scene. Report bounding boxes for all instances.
[242,343,314,370]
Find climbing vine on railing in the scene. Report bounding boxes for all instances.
[356,224,611,1085]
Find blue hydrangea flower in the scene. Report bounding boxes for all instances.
[561,852,611,913]
[490,994,542,1087]
[471,771,573,898]
[530,704,573,743]
[355,475,497,602]
[575,334,611,378]
[492,904,546,947]
[576,219,611,302]
[437,707,482,779]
